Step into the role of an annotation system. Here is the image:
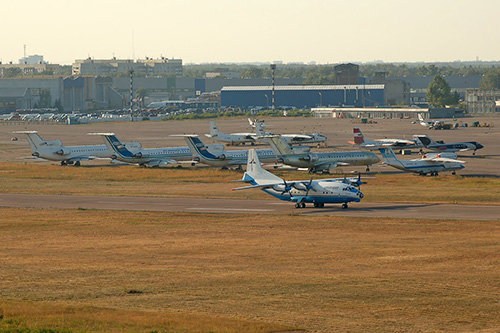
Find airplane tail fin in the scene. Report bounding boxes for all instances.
[255,121,266,137]
[14,131,63,152]
[378,147,404,168]
[96,133,136,158]
[243,149,283,185]
[353,127,365,145]
[208,121,220,137]
[266,135,295,155]
[184,135,220,160]
[414,135,437,147]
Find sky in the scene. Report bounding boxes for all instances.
[2,0,500,65]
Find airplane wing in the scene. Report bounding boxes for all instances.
[145,159,178,167]
[67,156,97,162]
[430,157,466,163]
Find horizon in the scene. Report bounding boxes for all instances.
[3,0,500,66]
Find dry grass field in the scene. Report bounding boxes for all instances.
[1,162,500,205]
[1,208,500,332]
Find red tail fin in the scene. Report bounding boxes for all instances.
[353,127,364,145]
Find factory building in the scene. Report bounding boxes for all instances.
[220,84,385,109]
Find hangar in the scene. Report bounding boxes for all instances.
[220,84,385,109]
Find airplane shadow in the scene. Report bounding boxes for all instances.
[299,203,438,215]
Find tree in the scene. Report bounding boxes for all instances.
[38,89,52,108]
[480,69,500,89]
[427,74,459,107]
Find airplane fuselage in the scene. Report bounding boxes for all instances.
[263,181,363,204]
[279,151,380,170]
[426,142,483,153]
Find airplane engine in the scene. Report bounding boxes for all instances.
[299,154,318,163]
[55,148,71,155]
[44,140,63,147]
[276,158,285,164]
[32,151,40,157]
[193,157,200,163]
[125,142,142,150]
[133,151,143,158]
[218,154,227,160]
[110,154,118,160]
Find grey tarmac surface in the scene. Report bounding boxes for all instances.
[1,193,499,221]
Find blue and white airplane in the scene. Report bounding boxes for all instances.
[232,149,365,209]
[182,135,278,168]
[15,131,141,166]
[92,133,224,167]
[378,147,465,176]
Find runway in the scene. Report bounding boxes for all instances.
[1,193,499,221]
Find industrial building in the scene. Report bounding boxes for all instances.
[466,88,500,113]
[72,57,183,77]
[220,84,385,108]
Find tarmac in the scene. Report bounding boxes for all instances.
[1,193,499,221]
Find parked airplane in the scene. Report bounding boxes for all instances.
[266,135,380,173]
[378,147,465,176]
[349,127,422,150]
[248,118,266,128]
[205,120,257,145]
[182,135,278,168]
[414,135,484,155]
[254,122,328,145]
[15,131,141,166]
[232,149,365,209]
[418,113,448,129]
[92,133,224,167]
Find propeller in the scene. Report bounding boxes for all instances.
[305,177,314,197]
[280,180,292,196]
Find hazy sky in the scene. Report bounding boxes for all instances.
[2,0,499,65]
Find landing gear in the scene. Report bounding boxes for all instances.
[366,166,370,172]
[295,202,306,209]
[74,161,81,167]
[342,203,348,209]
[60,161,67,166]
[452,171,456,175]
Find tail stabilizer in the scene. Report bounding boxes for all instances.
[14,131,62,151]
[208,121,220,137]
[414,135,437,147]
[243,149,283,185]
[353,127,365,145]
[184,135,220,160]
[378,147,405,168]
[255,121,266,137]
[266,135,295,156]
[97,133,136,158]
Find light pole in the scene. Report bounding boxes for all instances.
[270,64,276,111]
[264,94,269,110]
[318,92,322,107]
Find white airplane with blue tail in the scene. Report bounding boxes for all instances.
[232,149,367,209]
[92,133,224,167]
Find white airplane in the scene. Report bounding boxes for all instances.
[232,149,365,209]
[349,127,422,150]
[248,118,266,128]
[205,120,257,145]
[414,135,484,155]
[378,147,465,176]
[418,113,445,129]
[182,135,278,168]
[266,135,380,173]
[254,122,328,145]
[92,133,224,167]
[14,131,141,166]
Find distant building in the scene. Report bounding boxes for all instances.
[220,84,385,109]
[334,63,359,85]
[72,57,183,77]
[205,68,241,79]
[19,54,46,65]
[0,63,60,77]
[466,88,500,113]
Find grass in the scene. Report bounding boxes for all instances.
[1,208,500,331]
[1,162,500,205]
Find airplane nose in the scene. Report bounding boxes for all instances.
[476,143,484,149]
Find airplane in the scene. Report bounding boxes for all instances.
[248,118,266,128]
[265,135,380,173]
[92,133,224,167]
[182,134,278,168]
[349,127,422,151]
[254,121,328,145]
[378,147,465,176]
[14,130,141,166]
[232,149,365,209]
[413,135,484,155]
[418,113,448,129]
[205,120,257,145]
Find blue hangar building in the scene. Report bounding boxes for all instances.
[220,84,385,109]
